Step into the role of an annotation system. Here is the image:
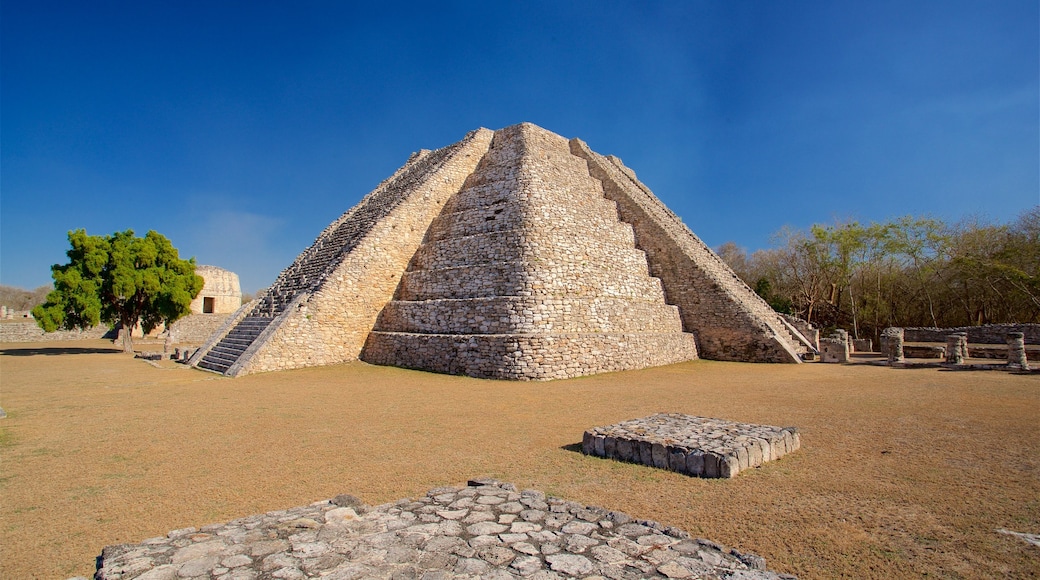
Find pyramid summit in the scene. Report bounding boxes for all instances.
[191,123,810,379]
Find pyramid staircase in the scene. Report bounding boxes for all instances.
[190,133,493,376]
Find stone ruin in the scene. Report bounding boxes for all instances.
[190,123,814,379]
[190,265,243,315]
[582,413,800,478]
[881,326,1033,370]
[93,479,796,579]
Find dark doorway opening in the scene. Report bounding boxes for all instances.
[203,297,215,313]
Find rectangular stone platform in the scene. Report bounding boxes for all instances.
[582,413,800,478]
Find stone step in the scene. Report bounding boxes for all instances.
[218,336,256,348]
[197,359,231,373]
[200,349,238,364]
[209,344,248,359]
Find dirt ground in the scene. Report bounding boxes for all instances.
[0,340,1037,579]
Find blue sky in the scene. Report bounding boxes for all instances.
[3,1,1037,293]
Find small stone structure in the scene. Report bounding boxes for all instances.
[945,334,967,364]
[93,479,794,579]
[884,325,1038,364]
[189,266,242,315]
[582,413,800,478]
[881,327,904,363]
[1007,332,1030,370]
[819,330,852,363]
[819,338,850,363]
[191,123,810,379]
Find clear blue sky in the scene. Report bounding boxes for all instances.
[3,1,1037,293]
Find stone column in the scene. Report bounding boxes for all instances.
[957,332,969,360]
[945,334,965,364]
[883,327,904,363]
[1007,332,1029,370]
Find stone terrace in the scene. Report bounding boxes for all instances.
[94,479,795,580]
[582,414,800,478]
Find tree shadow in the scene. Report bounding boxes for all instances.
[0,346,123,357]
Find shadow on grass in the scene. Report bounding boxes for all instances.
[0,346,123,357]
[560,442,584,454]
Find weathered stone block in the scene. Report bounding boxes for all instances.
[582,414,800,478]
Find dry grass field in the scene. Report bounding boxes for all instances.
[0,339,1037,579]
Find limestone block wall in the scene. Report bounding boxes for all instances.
[189,266,242,314]
[362,123,697,380]
[570,139,802,363]
[233,128,496,374]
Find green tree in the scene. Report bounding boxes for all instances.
[32,229,204,352]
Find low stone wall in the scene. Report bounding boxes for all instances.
[168,314,234,345]
[903,324,1040,345]
[582,413,799,478]
[0,321,111,342]
[94,479,793,580]
[902,343,1039,361]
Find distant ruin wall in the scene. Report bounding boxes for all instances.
[570,140,800,363]
[903,324,1040,345]
[234,128,496,374]
[0,321,110,342]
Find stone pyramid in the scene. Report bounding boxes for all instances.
[191,123,809,379]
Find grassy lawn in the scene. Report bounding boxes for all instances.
[0,339,1037,579]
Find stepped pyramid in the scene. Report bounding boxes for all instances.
[190,123,810,379]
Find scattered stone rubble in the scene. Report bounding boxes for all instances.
[582,414,800,479]
[93,479,794,579]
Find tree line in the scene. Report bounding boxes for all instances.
[0,285,52,312]
[717,208,1040,343]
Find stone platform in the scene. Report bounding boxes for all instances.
[582,414,800,478]
[94,479,795,579]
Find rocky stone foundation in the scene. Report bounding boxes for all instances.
[582,414,800,478]
[363,332,698,381]
[94,479,794,580]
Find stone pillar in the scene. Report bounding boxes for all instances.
[957,332,969,360]
[883,327,904,363]
[945,334,966,364]
[1007,332,1029,370]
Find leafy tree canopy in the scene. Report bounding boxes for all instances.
[32,229,204,351]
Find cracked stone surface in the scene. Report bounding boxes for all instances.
[94,479,795,579]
